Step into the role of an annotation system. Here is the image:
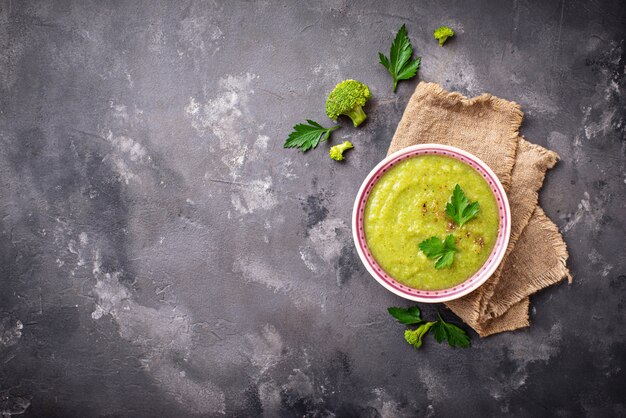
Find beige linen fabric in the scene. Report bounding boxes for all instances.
[387,82,571,337]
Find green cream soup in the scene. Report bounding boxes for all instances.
[364,155,499,290]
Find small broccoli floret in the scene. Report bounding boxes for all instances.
[404,322,435,349]
[325,80,371,127]
[404,329,421,348]
[434,26,455,46]
[329,141,354,161]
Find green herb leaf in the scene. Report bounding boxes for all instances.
[387,306,422,324]
[404,322,435,348]
[445,184,480,227]
[283,120,339,152]
[431,313,471,348]
[418,234,457,269]
[379,24,421,92]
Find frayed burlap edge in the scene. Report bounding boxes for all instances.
[484,207,572,319]
[478,140,560,319]
[476,298,530,337]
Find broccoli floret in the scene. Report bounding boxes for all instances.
[434,26,455,46]
[329,140,354,161]
[404,322,435,348]
[404,329,422,348]
[325,79,371,127]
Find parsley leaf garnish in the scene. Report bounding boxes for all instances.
[387,306,422,324]
[431,313,471,348]
[379,24,421,92]
[445,184,480,227]
[418,235,457,269]
[404,322,435,348]
[283,120,339,152]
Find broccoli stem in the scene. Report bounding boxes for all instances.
[345,106,367,127]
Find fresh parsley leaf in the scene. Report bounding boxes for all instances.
[387,306,422,324]
[431,313,471,348]
[379,24,421,92]
[404,322,435,348]
[445,184,480,227]
[283,120,339,152]
[418,235,457,269]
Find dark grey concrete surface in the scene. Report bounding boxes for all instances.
[1,0,624,416]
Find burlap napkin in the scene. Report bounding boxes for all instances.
[387,82,571,337]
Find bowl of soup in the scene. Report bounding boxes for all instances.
[352,144,510,303]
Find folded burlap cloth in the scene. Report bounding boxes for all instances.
[388,82,572,337]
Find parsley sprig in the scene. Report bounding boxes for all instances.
[283,120,339,153]
[379,24,421,92]
[446,184,480,227]
[388,306,471,349]
[431,313,471,348]
[387,306,422,324]
[419,234,456,269]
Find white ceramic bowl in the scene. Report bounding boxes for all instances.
[352,144,511,303]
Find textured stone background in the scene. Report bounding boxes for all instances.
[1,0,625,416]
